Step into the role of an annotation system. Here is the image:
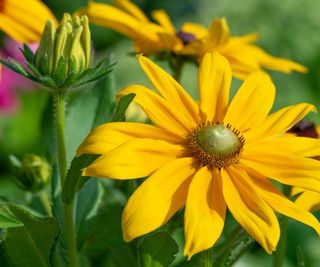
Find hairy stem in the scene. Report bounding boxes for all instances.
[54,90,78,267]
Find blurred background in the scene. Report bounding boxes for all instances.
[0,0,319,266]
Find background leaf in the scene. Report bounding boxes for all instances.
[138,231,179,267]
[0,204,59,267]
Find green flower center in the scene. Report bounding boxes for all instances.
[189,123,244,168]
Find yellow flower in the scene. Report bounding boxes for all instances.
[82,0,182,54]
[77,52,320,258]
[82,1,306,79]
[181,18,307,79]
[0,0,57,43]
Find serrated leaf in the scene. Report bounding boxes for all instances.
[62,72,78,88]
[0,58,29,78]
[0,205,23,228]
[73,59,115,87]
[111,94,136,122]
[26,62,42,79]
[0,204,59,267]
[20,44,35,65]
[138,232,179,267]
[8,58,29,77]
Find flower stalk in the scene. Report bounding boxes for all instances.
[54,90,78,267]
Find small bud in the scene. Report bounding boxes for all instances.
[35,20,56,75]
[9,154,52,192]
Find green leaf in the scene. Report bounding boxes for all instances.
[25,62,42,79]
[0,205,23,228]
[62,154,97,204]
[138,232,179,267]
[92,72,116,127]
[0,204,59,267]
[0,58,29,78]
[20,44,35,65]
[76,179,104,250]
[111,94,136,122]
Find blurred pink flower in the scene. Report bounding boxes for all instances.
[0,38,38,114]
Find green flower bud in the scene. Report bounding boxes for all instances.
[9,154,52,192]
[34,13,92,87]
[35,20,55,75]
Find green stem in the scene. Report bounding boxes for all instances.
[40,191,52,217]
[55,91,67,186]
[54,90,79,267]
[201,248,213,267]
[169,55,184,83]
[273,185,291,267]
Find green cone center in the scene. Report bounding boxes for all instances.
[195,124,240,156]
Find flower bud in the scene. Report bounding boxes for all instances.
[9,154,52,192]
[35,13,92,86]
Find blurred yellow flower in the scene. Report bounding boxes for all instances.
[83,0,306,79]
[181,18,307,79]
[0,0,57,43]
[77,52,320,258]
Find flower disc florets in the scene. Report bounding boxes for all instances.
[189,122,245,168]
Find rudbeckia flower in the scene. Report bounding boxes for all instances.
[83,0,306,79]
[181,18,307,79]
[77,52,320,258]
[0,0,57,43]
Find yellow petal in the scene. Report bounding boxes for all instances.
[114,0,149,23]
[184,167,226,259]
[245,135,320,157]
[250,46,308,73]
[151,9,175,33]
[198,52,232,122]
[244,103,316,142]
[0,0,57,42]
[138,55,200,125]
[77,122,184,156]
[122,158,198,241]
[208,18,230,47]
[241,150,320,193]
[247,174,320,234]
[295,191,320,212]
[224,72,275,132]
[181,22,207,39]
[221,167,280,254]
[86,2,159,42]
[83,139,185,179]
[117,85,195,136]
